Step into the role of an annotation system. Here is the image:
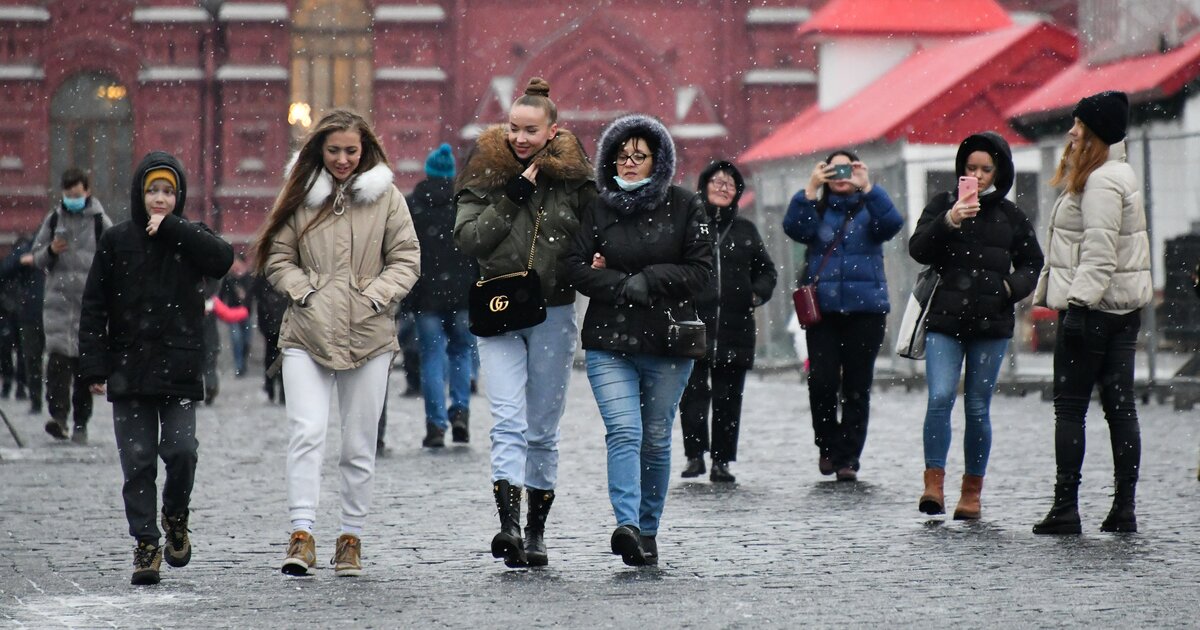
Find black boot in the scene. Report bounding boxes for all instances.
[524,488,555,567]
[422,423,445,448]
[1100,477,1137,533]
[1033,475,1082,535]
[491,480,527,567]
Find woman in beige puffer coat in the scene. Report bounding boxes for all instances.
[1031,91,1151,536]
[255,109,420,577]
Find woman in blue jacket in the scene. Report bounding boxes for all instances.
[783,150,904,481]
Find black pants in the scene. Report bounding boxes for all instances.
[0,315,21,393]
[805,312,887,471]
[262,327,282,400]
[680,360,748,462]
[1052,310,1141,485]
[19,319,43,405]
[113,397,198,542]
[46,352,91,427]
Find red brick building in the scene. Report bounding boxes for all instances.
[0,0,1073,243]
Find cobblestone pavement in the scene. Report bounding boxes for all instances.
[1,361,1198,628]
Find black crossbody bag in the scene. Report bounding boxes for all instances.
[467,209,547,337]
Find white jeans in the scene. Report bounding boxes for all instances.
[282,348,390,531]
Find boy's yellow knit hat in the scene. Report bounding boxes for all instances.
[143,167,178,192]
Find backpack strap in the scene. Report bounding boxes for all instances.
[93,213,104,243]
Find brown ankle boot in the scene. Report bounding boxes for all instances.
[919,468,946,515]
[953,474,984,520]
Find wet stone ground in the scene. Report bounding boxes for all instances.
[1,362,1198,628]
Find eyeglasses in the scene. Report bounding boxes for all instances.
[709,179,736,192]
[615,152,649,166]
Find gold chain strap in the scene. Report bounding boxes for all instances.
[526,207,544,271]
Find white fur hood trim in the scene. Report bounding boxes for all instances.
[298,161,395,208]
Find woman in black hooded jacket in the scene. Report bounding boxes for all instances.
[565,114,713,566]
[908,132,1043,520]
[679,160,776,483]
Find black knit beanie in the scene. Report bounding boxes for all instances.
[1072,91,1129,145]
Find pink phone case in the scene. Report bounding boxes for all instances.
[958,176,978,203]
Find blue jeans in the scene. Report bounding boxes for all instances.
[416,310,475,430]
[228,320,251,375]
[922,332,1009,476]
[478,304,577,490]
[586,350,693,536]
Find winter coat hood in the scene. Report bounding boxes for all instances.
[455,125,592,193]
[696,160,746,223]
[955,132,1014,203]
[596,114,676,216]
[131,151,188,228]
[279,152,397,210]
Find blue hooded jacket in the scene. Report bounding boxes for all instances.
[782,185,904,313]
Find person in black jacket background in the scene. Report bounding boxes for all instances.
[566,114,713,566]
[0,233,44,412]
[79,152,234,585]
[679,160,776,483]
[909,132,1043,520]
[409,143,478,447]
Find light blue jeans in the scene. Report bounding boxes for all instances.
[923,332,1010,476]
[478,304,577,491]
[586,350,693,537]
[415,310,475,430]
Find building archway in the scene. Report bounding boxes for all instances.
[290,0,373,141]
[49,72,134,221]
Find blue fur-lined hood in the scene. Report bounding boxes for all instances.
[595,114,676,216]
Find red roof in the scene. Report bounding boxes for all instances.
[742,23,1077,164]
[798,0,1012,38]
[1007,32,1200,123]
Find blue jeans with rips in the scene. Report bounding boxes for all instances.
[415,310,475,430]
[922,332,1010,476]
[586,350,693,536]
[478,304,577,491]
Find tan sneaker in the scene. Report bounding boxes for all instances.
[281,530,316,576]
[131,541,162,586]
[331,534,362,577]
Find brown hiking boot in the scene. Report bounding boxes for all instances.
[919,468,946,515]
[953,474,984,520]
[161,511,191,567]
[331,534,362,577]
[281,530,316,576]
[131,541,162,586]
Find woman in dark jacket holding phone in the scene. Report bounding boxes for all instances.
[782,150,904,481]
[679,160,776,483]
[566,114,713,566]
[909,132,1043,520]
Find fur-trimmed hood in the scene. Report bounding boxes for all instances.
[696,159,746,221]
[303,162,394,209]
[596,114,676,216]
[455,125,592,193]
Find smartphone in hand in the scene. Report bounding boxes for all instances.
[832,164,853,180]
[958,176,979,204]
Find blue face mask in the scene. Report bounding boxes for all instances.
[613,175,652,192]
[62,196,86,213]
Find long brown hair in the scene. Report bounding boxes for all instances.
[253,109,390,271]
[1049,121,1109,195]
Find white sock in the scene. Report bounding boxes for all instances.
[291,519,314,534]
[341,524,363,538]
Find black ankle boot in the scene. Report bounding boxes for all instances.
[491,480,527,567]
[1033,475,1082,535]
[524,488,555,566]
[1100,477,1137,533]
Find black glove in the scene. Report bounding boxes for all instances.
[504,175,535,204]
[1061,304,1086,338]
[620,273,651,307]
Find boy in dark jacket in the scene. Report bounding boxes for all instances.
[79,152,234,586]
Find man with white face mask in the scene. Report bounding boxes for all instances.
[30,167,113,443]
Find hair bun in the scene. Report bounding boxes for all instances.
[524,77,551,97]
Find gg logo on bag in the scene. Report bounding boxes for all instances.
[489,295,509,312]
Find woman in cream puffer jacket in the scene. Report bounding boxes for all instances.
[1032,91,1151,537]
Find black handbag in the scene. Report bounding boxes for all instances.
[468,209,547,337]
[664,308,706,359]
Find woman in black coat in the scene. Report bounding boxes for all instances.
[565,114,713,566]
[679,160,776,483]
[908,132,1043,520]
